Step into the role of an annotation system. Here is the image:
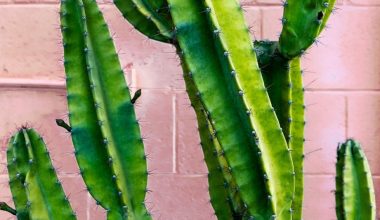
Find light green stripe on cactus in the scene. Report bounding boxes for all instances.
[279,0,336,58]
[113,0,172,42]
[22,129,76,219]
[7,133,30,220]
[203,1,294,219]
[60,0,150,218]
[336,139,376,220]
[168,0,272,218]
[288,57,304,220]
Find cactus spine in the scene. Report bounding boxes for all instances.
[112,0,336,219]
[6,128,76,219]
[60,0,150,218]
[335,140,376,220]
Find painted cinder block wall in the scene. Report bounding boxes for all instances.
[0,0,379,219]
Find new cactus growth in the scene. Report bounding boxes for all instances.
[5,127,76,219]
[60,0,150,218]
[112,0,335,219]
[335,139,376,220]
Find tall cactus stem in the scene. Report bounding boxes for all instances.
[60,0,150,218]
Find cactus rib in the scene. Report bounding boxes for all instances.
[60,0,150,218]
[336,140,376,220]
[288,57,304,220]
[202,1,295,218]
[168,1,272,218]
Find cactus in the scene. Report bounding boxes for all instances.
[335,139,376,220]
[5,127,75,219]
[279,0,337,58]
[112,0,336,219]
[59,0,150,219]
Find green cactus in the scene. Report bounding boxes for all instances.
[60,0,150,218]
[335,139,376,220]
[5,127,75,219]
[112,0,336,219]
[279,0,337,58]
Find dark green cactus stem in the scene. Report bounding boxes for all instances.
[6,128,76,219]
[113,0,173,42]
[179,52,246,219]
[60,0,150,218]
[0,202,16,215]
[288,57,304,220]
[202,1,295,218]
[279,0,337,58]
[335,139,376,220]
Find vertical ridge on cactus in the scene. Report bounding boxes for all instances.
[288,57,305,220]
[6,128,76,219]
[335,139,376,220]
[60,0,150,218]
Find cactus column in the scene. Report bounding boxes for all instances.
[60,0,150,218]
[6,128,76,219]
[335,139,376,220]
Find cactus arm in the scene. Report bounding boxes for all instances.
[61,0,150,218]
[203,1,295,218]
[0,202,16,215]
[6,132,30,220]
[22,129,76,219]
[168,1,272,218]
[113,0,172,42]
[83,0,149,218]
[279,0,337,58]
[60,0,126,218]
[337,140,376,220]
[288,57,304,220]
[179,54,245,219]
[349,141,376,220]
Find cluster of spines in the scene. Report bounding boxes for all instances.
[335,139,376,220]
[60,0,150,218]
[6,128,76,219]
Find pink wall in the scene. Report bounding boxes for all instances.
[0,0,379,219]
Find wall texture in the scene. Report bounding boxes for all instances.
[0,0,379,219]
